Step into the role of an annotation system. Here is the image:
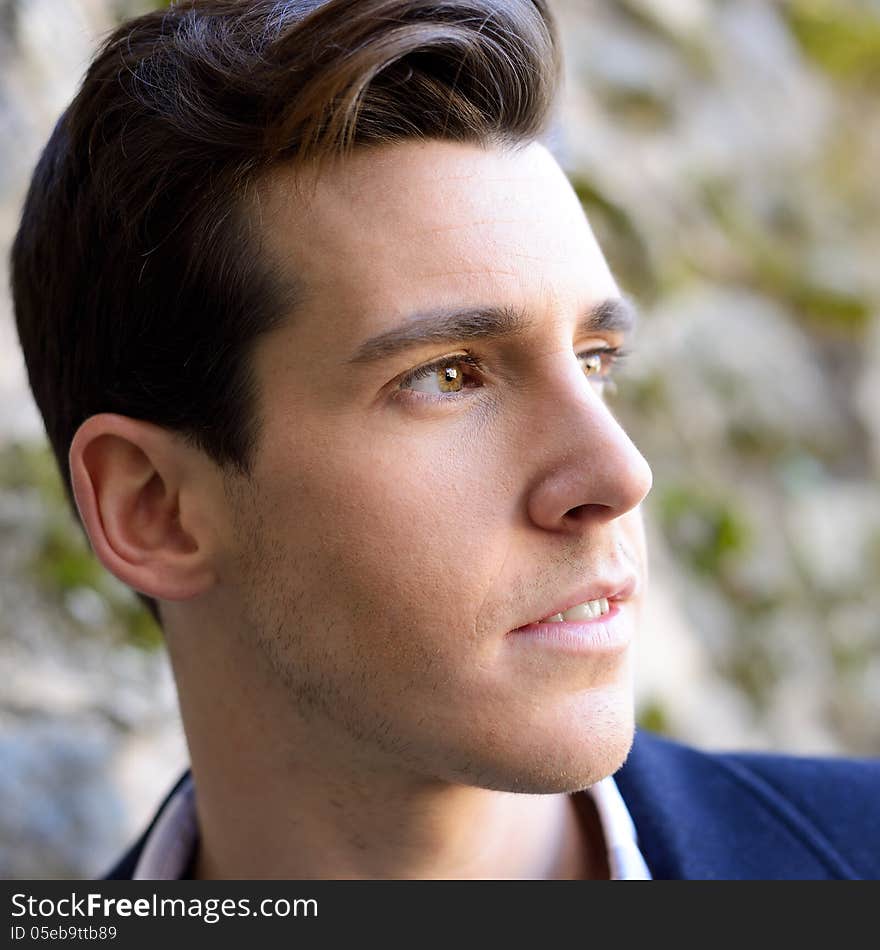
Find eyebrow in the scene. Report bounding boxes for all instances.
[346,296,639,366]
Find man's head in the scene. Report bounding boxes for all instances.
[11,0,652,794]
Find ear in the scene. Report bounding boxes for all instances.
[69,413,221,602]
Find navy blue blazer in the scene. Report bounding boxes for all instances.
[103,729,880,880]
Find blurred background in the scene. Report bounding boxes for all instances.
[1,0,878,879]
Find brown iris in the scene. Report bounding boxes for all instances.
[437,364,463,393]
[582,353,603,377]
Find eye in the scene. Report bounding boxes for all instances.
[395,346,629,403]
[397,353,484,398]
[578,347,627,396]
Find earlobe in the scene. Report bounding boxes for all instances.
[69,413,218,602]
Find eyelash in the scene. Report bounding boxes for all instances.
[394,346,631,405]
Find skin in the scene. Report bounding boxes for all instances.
[69,138,653,879]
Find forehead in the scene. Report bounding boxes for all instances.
[256,140,618,337]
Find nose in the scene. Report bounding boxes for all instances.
[525,369,653,531]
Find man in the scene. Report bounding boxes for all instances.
[10,0,879,880]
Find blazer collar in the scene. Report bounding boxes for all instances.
[615,729,859,879]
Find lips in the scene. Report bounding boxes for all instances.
[512,575,637,631]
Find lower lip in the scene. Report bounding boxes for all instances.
[507,602,630,653]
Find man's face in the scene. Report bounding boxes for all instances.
[217,139,652,793]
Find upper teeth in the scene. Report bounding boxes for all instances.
[540,598,610,623]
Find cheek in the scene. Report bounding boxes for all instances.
[623,507,649,572]
[261,424,504,640]
[616,508,648,625]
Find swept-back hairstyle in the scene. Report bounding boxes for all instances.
[10,0,562,622]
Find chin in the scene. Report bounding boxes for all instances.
[446,694,636,795]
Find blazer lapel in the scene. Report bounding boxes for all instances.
[614,729,859,879]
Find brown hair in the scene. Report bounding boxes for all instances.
[10,0,562,623]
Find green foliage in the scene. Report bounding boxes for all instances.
[570,174,659,301]
[785,0,880,85]
[0,440,66,503]
[110,0,169,22]
[699,176,873,339]
[656,483,752,578]
[32,521,104,593]
[598,87,675,132]
[784,280,873,337]
[614,0,715,73]
[637,698,671,735]
[722,641,780,711]
[0,441,162,649]
[626,372,669,415]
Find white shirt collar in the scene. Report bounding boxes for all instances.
[133,772,651,880]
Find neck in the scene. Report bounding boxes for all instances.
[165,612,610,881]
[188,760,608,880]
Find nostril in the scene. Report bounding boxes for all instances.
[567,503,611,520]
